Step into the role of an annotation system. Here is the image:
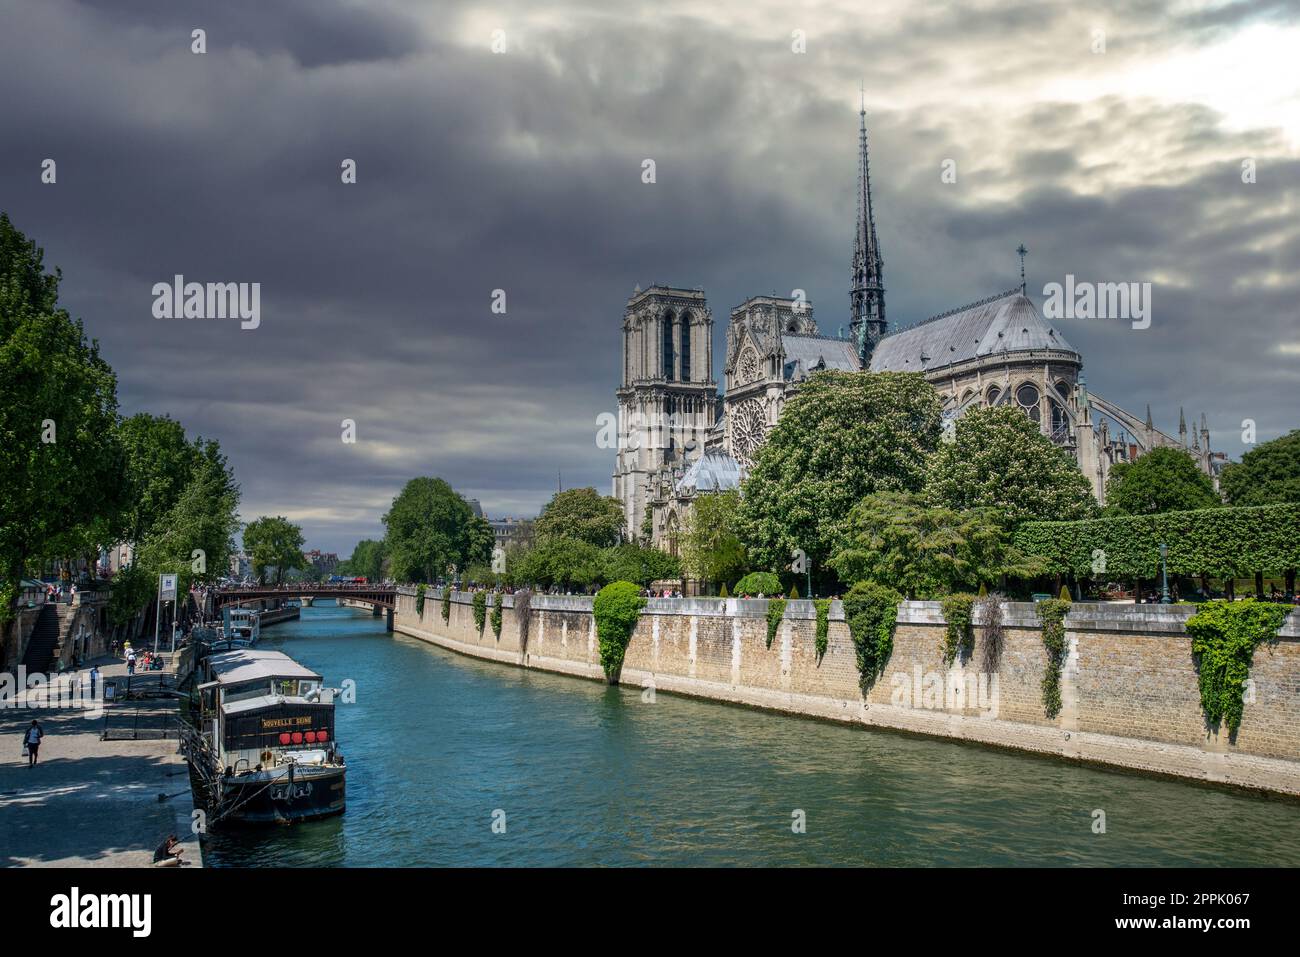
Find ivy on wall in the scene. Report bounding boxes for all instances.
[491,591,503,639]
[1036,598,1071,718]
[940,593,976,667]
[515,589,532,651]
[441,586,451,624]
[414,583,426,618]
[1013,504,1300,578]
[975,593,1005,674]
[593,581,646,685]
[842,581,900,691]
[1186,599,1290,734]
[813,599,831,661]
[472,590,487,634]
[766,598,787,649]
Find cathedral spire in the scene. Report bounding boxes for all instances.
[849,84,886,365]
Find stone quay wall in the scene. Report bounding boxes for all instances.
[392,588,1300,795]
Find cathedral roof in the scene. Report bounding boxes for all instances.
[675,448,743,494]
[781,334,861,380]
[868,288,1077,373]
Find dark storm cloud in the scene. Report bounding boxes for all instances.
[1,0,1297,553]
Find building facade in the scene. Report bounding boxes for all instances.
[612,101,1221,554]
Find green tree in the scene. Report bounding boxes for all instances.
[1104,447,1220,515]
[463,513,495,568]
[924,406,1097,525]
[509,537,606,590]
[242,515,306,585]
[737,370,943,578]
[137,447,241,594]
[1220,430,1300,506]
[680,491,747,592]
[341,538,386,581]
[114,413,199,544]
[602,541,681,587]
[534,487,626,547]
[381,477,478,583]
[828,492,1039,598]
[0,213,124,612]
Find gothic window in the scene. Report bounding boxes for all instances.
[662,312,675,380]
[1049,398,1069,439]
[1055,380,1071,401]
[986,386,1001,406]
[680,315,691,382]
[1015,383,1041,423]
[739,348,760,385]
[730,397,767,469]
[666,395,676,416]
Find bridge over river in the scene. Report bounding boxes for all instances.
[214,584,397,627]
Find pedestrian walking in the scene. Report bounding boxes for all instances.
[23,720,44,767]
[127,650,136,676]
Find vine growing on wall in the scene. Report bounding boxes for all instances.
[515,589,532,652]
[472,590,487,634]
[441,586,451,624]
[975,593,1005,674]
[842,581,900,691]
[940,593,977,667]
[766,598,787,649]
[491,591,503,639]
[813,599,831,661]
[593,581,646,685]
[1037,598,1071,718]
[1185,599,1290,734]
[415,583,426,618]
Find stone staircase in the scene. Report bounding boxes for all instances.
[21,603,60,673]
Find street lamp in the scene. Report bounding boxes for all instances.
[1158,543,1171,604]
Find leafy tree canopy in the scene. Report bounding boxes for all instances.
[242,515,306,585]
[340,538,386,581]
[1104,446,1220,515]
[1220,429,1300,506]
[0,213,124,596]
[534,487,625,547]
[737,370,943,575]
[680,490,747,589]
[382,477,480,583]
[924,405,1098,525]
[828,492,1042,599]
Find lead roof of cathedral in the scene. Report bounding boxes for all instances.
[675,448,743,494]
[780,333,861,379]
[868,288,1078,374]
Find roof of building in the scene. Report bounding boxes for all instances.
[869,288,1077,373]
[206,649,320,686]
[781,334,861,380]
[675,448,743,494]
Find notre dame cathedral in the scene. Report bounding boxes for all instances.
[612,102,1225,555]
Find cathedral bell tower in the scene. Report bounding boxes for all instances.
[849,89,887,364]
[612,286,717,541]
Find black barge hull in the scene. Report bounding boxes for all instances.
[221,765,345,824]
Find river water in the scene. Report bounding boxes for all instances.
[201,603,1300,867]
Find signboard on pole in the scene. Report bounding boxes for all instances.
[160,573,177,602]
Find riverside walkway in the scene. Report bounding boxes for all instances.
[0,657,201,868]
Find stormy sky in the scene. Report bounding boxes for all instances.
[1,0,1297,555]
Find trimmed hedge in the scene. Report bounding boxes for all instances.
[734,572,782,597]
[1013,504,1299,578]
[593,581,646,684]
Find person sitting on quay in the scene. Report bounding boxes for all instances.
[152,834,187,867]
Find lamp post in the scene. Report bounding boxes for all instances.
[1158,543,1171,604]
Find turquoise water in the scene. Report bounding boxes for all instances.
[201,604,1300,867]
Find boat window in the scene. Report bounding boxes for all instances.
[222,681,274,704]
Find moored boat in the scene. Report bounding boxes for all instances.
[191,648,345,824]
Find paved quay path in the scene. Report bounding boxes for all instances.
[0,657,202,868]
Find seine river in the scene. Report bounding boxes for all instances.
[202,603,1300,867]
